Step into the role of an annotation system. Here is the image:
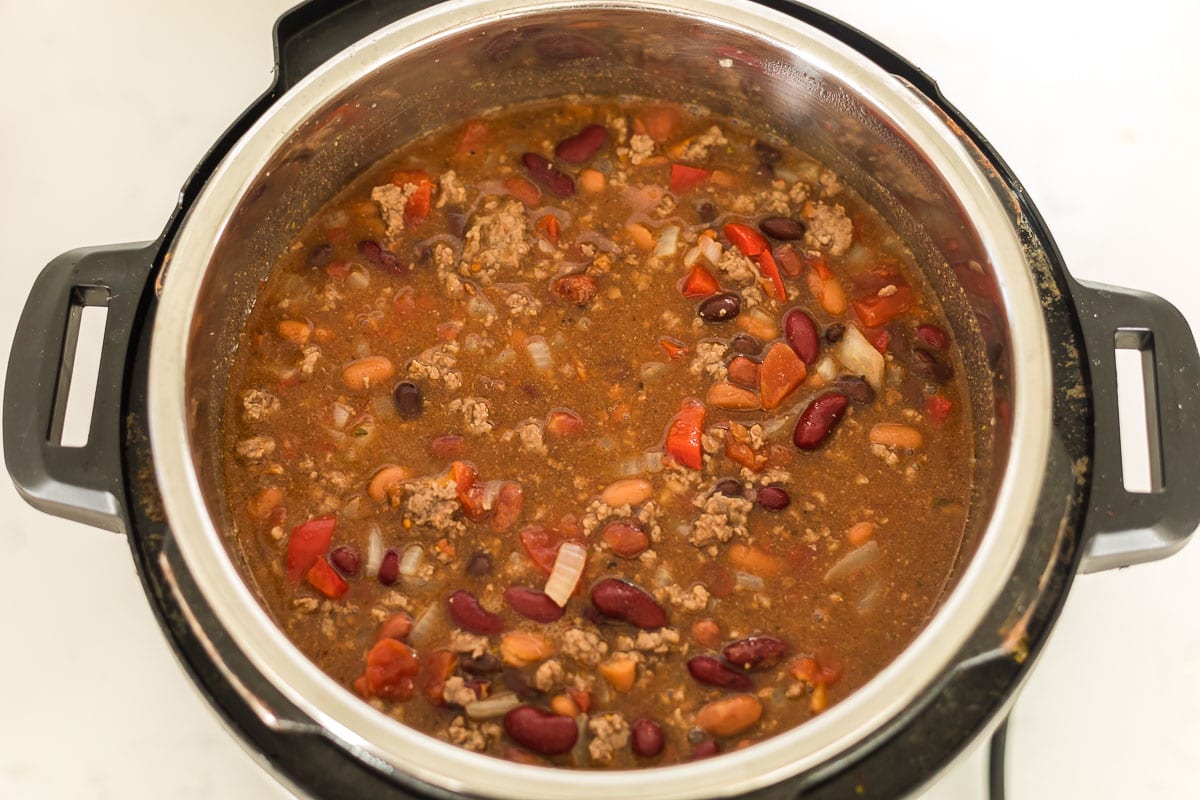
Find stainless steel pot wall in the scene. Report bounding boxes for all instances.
[149,1,1051,797]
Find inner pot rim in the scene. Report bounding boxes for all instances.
[146,0,1054,797]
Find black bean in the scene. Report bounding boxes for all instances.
[460,653,502,675]
[824,323,846,344]
[502,668,540,700]
[757,485,791,510]
[697,201,718,223]
[753,140,782,165]
[392,381,424,419]
[832,375,876,404]
[759,216,807,241]
[445,208,467,238]
[911,349,954,382]
[714,478,743,497]
[729,332,762,356]
[698,292,741,323]
[307,243,333,267]
[465,552,493,577]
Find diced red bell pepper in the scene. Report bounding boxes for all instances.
[852,286,915,327]
[306,556,349,599]
[756,248,788,301]
[363,639,419,700]
[457,120,489,156]
[659,336,689,359]
[724,222,768,258]
[680,264,720,298]
[865,327,890,353]
[285,516,337,581]
[669,163,710,194]
[389,170,434,226]
[664,397,706,470]
[450,461,487,522]
[926,395,953,424]
[536,214,560,245]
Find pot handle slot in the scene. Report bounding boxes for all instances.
[1074,280,1200,572]
[4,243,158,533]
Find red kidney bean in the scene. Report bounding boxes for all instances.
[378,549,400,585]
[631,718,665,757]
[330,545,361,576]
[783,309,820,365]
[430,434,464,460]
[465,552,493,577]
[773,243,804,277]
[698,292,741,323]
[504,705,579,755]
[552,273,597,305]
[504,586,565,622]
[521,153,575,198]
[832,375,875,405]
[723,636,789,670]
[756,485,790,511]
[759,216,807,241]
[912,348,954,382]
[689,739,722,760]
[793,392,849,450]
[590,578,668,629]
[824,323,845,344]
[554,123,608,164]
[357,239,399,271]
[447,589,505,635]
[392,381,423,418]
[916,324,950,351]
[687,656,753,691]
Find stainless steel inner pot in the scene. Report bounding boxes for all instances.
[147,0,1051,797]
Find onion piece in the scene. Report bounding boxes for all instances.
[398,545,424,578]
[465,692,521,721]
[365,524,383,577]
[698,236,723,267]
[480,480,503,511]
[409,601,445,648]
[653,564,675,588]
[467,293,496,321]
[682,245,702,268]
[653,225,681,257]
[735,571,765,592]
[526,336,552,370]
[857,579,884,615]
[544,542,587,607]
[823,539,880,583]
[493,347,517,367]
[331,402,353,429]
[815,356,837,382]
[838,325,885,391]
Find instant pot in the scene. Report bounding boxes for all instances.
[6,0,1199,797]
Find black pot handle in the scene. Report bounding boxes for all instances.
[4,243,158,533]
[1072,279,1200,572]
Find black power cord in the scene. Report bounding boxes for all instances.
[987,717,1009,800]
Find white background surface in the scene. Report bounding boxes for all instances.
[1,1,1197,797]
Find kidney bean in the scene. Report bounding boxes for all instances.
[729,332,762,356]
[912,348,954,382]
[793,392,849,450]
[602,520,650,558]
[392,381,423,419]
[695,695,763,737]
[687,656,753,691]
[378,549,400,585]
[631,718,665,758]
[590,578,668,629]
[773,243,804,277]
[504,705,579,755]
[465,552,493,577]
[375,611,413,642]
[916,324,950,351]
[521,152,575,198]
[689,739,722,760]
[824,323,846,344]
[491,482,524,532]
[447,589,505,635]
[783,308,820,365]
[330,545,361,576]
[832,375,875,405]
[691,618,722,649]
[552,273,596,305]
[460,652,502,675]
[756,485,791,511]
[713,477,744,497]
[430,434,464,460]
[504,586,565,622]
[727,355,759,389]
[307,243,333,267]
[723,636,789,670]
[554,123,608,164]
[698,292,741,323]
[759,216,807,241]
[357,239,399,271]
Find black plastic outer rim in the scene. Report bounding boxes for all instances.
[116,1,1093,798]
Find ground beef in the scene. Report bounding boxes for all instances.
[235,435,275,463]
[241,389,279,423]
[517,420,548,455]
[628,133,655,165]
[433,242,465,298]
[804,201,853,256]
[533,658,565,692]
[437,170,468,208]
[587,713,630,764]
[677,125,728,162]
[717,248,757,285]
[665,583,711,612]
[448,629,489,657]
[461,197,530,284]
[818,169,843,197]
[502,285,542,317]
[689,490,753,547]
[407,342,463,390]
[444,716,500,752]
[371,182,418,246]
[634,627,681,654]
[442,676,479,707]
[560,627,609,666]
[403,474,465,534]
[448,396,493,435]
[297,345,321,377]
[689,341,729,381]
[788,181,810,206]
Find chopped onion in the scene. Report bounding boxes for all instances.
[526,336,552,370]
[573,230,620,253]
[340,495,368,521]
[735,571,765,592]
[698,236,723,267]
[481,480,503,511]
[653,225,681,257]
[857,579,884,615]
[643,451,665,473]
[331,402,352,429]
[346,265,370,291]
[371,394,396,421]
[398,545,424,578]
[616,456,644,477]
[823,539,880,584]
[544,542,587,607]
[640,362,668,382]
[365,524,383,577]
[467,293,496,321]
[409,601,445,648]
[682,245,702,268]
[465,692,521,721]
[596,436,616,451]
[493,347,517,367]
[838,325,885,391]
[653,565,675,588]
[815,356,837,382]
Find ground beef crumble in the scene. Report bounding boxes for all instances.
[533,658,565,692]
[442,676,479,707]
[628,133,655,165]
[560,627,609,666]
[437,170,468,208]
[689,490,753,547]
[371,182,418,246]
[235,435,275,464]
[689,341,729,381]
[403,474,466,535]
[448,629,490,657]
[448,396,494,434]
[587,713,630,764]
[664,583,711,612]
[677,125,727,162]
[241,389,279,423]
[444,716,501,752]
[461,196,530,284]
[803,201,853,256]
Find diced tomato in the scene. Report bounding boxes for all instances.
[536,213,560,245]
[519,525,583,575]
[926,395,953,424]
[669,163,710,195]
[853,286,915,327]
[759,342,807,410]
[724,223,768,258]
[390,170,434,225]
[457,120,489,156]
[566,686,593,714]
[306,556,349,599]
[546,408,585,437]
[680,264,720,298]
[418,649,458,706]
[285,516,337,581]
[664,398,706,470]
[659,336,689,359]
[636,106,681,143]
[363,639,419,700]
[756,249,787,301]
[324,259,350,282]
[490,482,524,532]
[864,327,890,353]
[450,461,487,522]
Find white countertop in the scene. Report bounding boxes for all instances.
[1,1,1197,797]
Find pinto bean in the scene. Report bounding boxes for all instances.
[783,309,820,365]
[579,168,606,193]
[600,478,653,507]
[504,586,565,623]
[504,705,579,755]
[602,520,650,558]
[521,152,575,198]
[707,381,761,410]
[501,632,555,666]
[554,123,608,164]
[869,422,924,450]
[723,636,789,671]
[687,656,753,691]
[631,718,665,758]
[590,578,668,629]
[447,589,505,635]
[695,695,763,737]
[793,392,849,450]
[368,465,412,504]
[342,356,395,390]
[691,618,722,648]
